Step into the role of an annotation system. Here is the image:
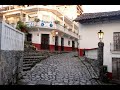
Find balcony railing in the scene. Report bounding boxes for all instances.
[25,20,78,39]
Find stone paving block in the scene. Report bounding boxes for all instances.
[36,80,51,85]
[18,52,109,85]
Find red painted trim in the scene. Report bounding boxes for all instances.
[78,48,98,56]
[58,46,61,51]
[64,46,72,51]
[32,43,77,52]
[107,72,112,80]
[49,45,55,52]
[85,48,98,51]
[32,43,41,50]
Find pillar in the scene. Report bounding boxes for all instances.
[98,41,104,81]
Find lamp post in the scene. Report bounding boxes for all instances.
[97,30,104,81]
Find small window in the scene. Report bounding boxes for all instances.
[68,41,70,46]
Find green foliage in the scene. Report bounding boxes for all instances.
[54,20,60,24]
[34,18,40,22]
[16,21,29,33]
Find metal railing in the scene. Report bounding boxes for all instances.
[25,20,78,39]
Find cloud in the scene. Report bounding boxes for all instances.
[82,5,120,13]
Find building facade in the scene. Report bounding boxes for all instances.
[75,11,120,82]
[0,5,83,52]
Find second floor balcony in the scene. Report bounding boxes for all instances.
[25,20,78,39]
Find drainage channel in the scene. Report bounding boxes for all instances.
[79,57,102,85]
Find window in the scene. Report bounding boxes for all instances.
[68,41,70,46]
[113,32,120,51]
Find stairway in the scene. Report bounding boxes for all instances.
[23,51,50,71]
[23,41,51,71]
[23,41,70,71]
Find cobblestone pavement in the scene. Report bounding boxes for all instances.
[18,52,113,85]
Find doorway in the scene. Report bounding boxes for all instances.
[61,38,64,51]
[112,58,120,83]
[41,34,49,50]
[72,41,75,51]
[55,36,58,51]
[26,33,32,42]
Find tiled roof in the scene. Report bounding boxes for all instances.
[74,10,120,21]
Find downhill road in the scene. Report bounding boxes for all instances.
[18,52,110,85]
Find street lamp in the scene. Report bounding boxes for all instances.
[98,30,104,42]
[98,30,104,82]
[55,31,58,36]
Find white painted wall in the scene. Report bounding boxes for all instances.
[79,20,120,72]
[30,29,78,48]
[30,31,40,44]
[85,49,98,60]
[30,29,51,44]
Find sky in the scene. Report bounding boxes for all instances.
[82,5,120,13]
[1,5,120,13]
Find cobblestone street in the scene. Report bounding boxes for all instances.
[18,52,111,85]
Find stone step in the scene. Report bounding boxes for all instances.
[23,59,40,61]
[23,67,32,71]
[23,60,38,63]
[23,56,46,59]
[23,63,34,67]
[24,54,46,56]
[23,59,39,62]
[23,59,45,63]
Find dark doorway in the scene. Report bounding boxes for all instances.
[72,41,75,51]
[41,34,49,50]
[61,38,64,51]
[112,58,120,83]
[26,33,32,42]
[55,36,58,51]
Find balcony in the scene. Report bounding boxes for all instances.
[26,20,78,39]
[1,5,79,30]
[110,43,120,54]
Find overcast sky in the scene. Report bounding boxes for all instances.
[1,5,120,13]
[82,5,120,13]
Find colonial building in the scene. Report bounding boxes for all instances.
[75,10,120,83]
[0,5,83,52]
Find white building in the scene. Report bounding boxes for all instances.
[0,5,83,52]
[75,10,120,82]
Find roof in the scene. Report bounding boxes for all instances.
[74,10,120,21]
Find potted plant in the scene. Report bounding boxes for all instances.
[34,18,40,22]
[64,24,67,28]
[54,20,60,24]
[68,28,72,31]
[16,21,28,33]
[34,18,40,26]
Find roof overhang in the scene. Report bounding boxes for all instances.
[74,14,120,23]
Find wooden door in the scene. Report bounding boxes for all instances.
[55,36,58,51]
[41,34,49,50]
[61,38,64,51]
[72,41,75,51]
[112,58,120,82]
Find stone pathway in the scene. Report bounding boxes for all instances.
[18,52,113,85]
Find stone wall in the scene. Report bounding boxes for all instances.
[0,50,23,85]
